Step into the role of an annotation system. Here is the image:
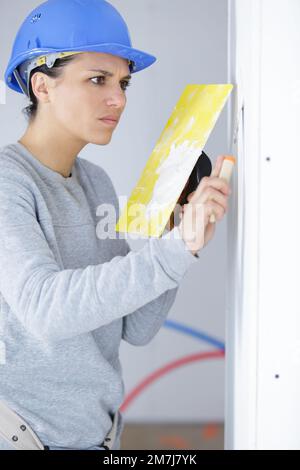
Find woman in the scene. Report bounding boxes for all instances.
[0,0,231,450]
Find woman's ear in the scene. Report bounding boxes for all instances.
[31,73,51,104]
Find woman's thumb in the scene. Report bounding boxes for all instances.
[211,155,226,178]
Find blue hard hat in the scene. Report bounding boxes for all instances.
[5,0,157,96]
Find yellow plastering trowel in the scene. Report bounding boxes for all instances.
[115,84,234,238]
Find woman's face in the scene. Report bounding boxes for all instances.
[40,52,131,145]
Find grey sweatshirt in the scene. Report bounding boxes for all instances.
[0,142,199,450]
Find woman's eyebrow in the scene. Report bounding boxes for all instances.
[88,69,132,80]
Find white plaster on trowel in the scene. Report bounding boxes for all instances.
[144,139,203,221]
[185,116,195,133]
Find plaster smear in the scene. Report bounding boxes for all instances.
[144,139,203,221]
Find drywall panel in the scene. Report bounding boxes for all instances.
[226,0,300,449]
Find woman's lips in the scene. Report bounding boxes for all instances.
[99,118,118,127]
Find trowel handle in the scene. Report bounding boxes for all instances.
[209,155,236,223]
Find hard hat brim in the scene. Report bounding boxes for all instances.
[5,43,157,95]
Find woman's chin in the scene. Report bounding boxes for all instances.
[89,133,113,145]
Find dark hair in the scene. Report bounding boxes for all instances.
[22,55,78,123]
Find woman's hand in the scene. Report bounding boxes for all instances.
[177,155,232,255]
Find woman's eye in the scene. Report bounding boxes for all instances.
[90,76,131,91]
[120,81,131,91]
[90,76,105,85]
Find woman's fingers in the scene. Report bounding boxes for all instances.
[202,187,228,212]
[205,176,230,196]
[184,188,227,214]
[206,200,226,222]
[185,155,230,206]
[177,154,232,254]
[188,175,230,205]
[211,155,226,178]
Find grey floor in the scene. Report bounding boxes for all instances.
[120,422,224,450]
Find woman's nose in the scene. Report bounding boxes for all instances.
[105,88,126,108]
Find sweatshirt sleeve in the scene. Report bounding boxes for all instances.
[0,173,199,342]
[120,239,180,346]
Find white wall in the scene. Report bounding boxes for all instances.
[226,0,300,449]
[0,0,229,425]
